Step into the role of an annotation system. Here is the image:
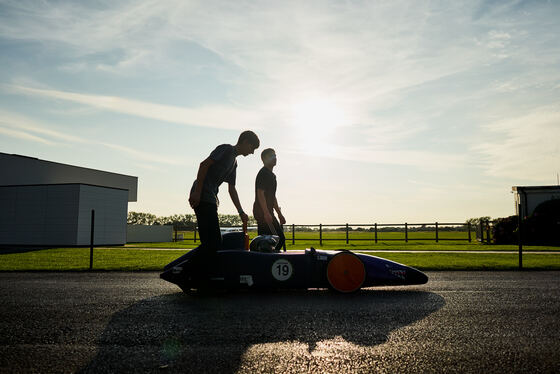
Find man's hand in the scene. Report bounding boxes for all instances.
[239,211,249,226]
[278,213,286,225]
[189,191,201,209]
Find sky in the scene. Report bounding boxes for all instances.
[1,0,559,224]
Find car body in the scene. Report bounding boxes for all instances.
[160,232,428,293]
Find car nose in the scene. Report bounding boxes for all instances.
[406,268,428,285]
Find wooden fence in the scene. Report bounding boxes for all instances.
[174,221,494,245]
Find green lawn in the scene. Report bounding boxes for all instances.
[1,247,559,271]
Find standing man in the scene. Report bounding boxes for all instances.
[253,148,286,251]
[189,130,260,256]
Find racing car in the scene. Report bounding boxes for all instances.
[160,232,428,293]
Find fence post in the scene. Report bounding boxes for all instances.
[486,220,491,244]
[468,222,472,242]
[319,224,322,246]
[89,209,95,270]
[518,203,523,269]
[194,227,197,243]
[405,222,408,242]
[374,223,378,243]
[435,222,439,243]
[346,223,349,244]
[292,224,295,245]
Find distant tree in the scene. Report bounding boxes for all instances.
[492,216,518,244]
[128,211,256,228]
[466,216,492,227]
[127,212,158,225]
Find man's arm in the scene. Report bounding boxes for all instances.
[228,183,248,225]
[273,198,286,225]
[189,158,214,209]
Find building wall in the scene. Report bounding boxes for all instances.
[0,185,80,245]
[0,184,128,246]
[126,225,173,243]
[76,185,128,245]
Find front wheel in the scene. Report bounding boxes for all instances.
[326,252,366,293]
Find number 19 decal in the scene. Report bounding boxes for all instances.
[271,259,293,281]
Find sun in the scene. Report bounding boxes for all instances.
[290,97,346,153]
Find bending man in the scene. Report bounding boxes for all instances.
[253,148,286,251]
[189,130,260,257]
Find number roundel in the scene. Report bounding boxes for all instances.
[271,259,293,281]
[327,252,366,293]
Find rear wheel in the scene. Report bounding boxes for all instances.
[326,252,366,293]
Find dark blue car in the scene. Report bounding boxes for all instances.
[160,232,428,293]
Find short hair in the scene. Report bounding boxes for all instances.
[238,130,260,148]
[261,148,275,162]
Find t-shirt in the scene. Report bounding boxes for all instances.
[190,144,237,206]
[253,167,277,220]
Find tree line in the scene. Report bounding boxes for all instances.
[127,211,256,229]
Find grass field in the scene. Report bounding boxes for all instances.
[172,229,477,244]
[2,231,558,272]
[1,247,559,271]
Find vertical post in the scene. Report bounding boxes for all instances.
[468,222,472,242]
[518,204,523,270]
[374,223,378,244]
[486,220,491,244]
[435,222,439,243]
[194,227,197,243]
[89,209,95,270]
[319,224,322,246]
[174,227,177,242]
[405,223,408,243]
[346,223,349,244]
[404,222,408,243]
[292,224,295,245]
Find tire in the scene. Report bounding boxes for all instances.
[326,252,366,293]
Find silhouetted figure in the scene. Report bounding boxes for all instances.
[189,131,260,273]
[253,148,286,251]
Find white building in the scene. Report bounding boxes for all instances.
[0,153,138,246]
[512,185,560,218]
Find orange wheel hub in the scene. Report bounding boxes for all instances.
[327,252,366,293]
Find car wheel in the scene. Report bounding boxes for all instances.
[326,252,366,293]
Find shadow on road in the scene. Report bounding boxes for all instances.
[79,288,444,373]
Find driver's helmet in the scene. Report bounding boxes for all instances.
[250,235,280,253]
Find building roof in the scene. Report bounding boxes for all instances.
[0,153,138,201]
[512,185,560,192]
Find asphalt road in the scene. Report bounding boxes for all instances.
[0,271,559,373]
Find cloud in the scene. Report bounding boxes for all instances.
[3,84,261,130]
[0,110,184,166]
[473,105,560,181]
[288,143,466,170]
[0,125,56,145]
[0,109,88,144]
[2,0,559,176]
[99,142,184,166]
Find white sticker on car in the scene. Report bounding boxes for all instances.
[271,259,293,281]
[240,275,254,286]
